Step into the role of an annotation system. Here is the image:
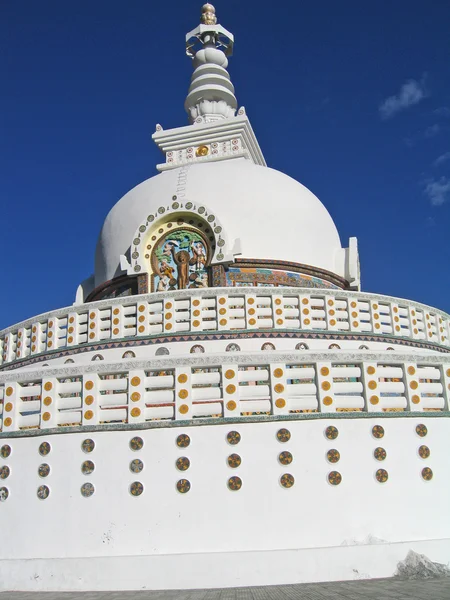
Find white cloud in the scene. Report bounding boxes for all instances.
[434,152,450,167]
[434,106,450,117]
[424,177,450,206]
[379,78,427,119]
[424,124,440,138]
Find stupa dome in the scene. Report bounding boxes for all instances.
[94,158,345,288]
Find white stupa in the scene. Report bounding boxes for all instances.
[0,4,449,593]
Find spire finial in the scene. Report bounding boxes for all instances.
[185,5,236,124]
[201,4,217,25]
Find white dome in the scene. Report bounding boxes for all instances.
[95,158,344,287]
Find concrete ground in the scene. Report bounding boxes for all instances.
[1,578,450,600]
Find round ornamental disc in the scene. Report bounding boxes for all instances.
[38,463,50,478]
[227,453,242,468]
[0,487,9,502]
[37,485,50,500]
[176,434,191,448]
[418,445,430,459]
[81,460,95,475]
[374,447,387,461]
[276,428,291,443]
[416,424,428,437]
[421,467,433,481]
[39,442,51,456]
[372,425,385,439]
[82,439,95,453]
[278,451,293,465]
[0,445,11,459]
[130,481,144,496]
[81,482,95,497]
[177,479,191,494]
[227,431,241,445]
[328,471,342,485]
[325,426,338,440]
[129,436,144,451]
[280,473,295,488]
[0,466,10,480]
[228,476,242,491]
[130,459,144,473]
[376,469,389,483]
[176,457,190,471]
[327,449,340,463]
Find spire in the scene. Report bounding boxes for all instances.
[185,4,237,125]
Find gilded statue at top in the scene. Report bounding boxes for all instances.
[201,3,217,25]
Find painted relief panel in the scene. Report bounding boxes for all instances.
[151,227,211,292]
[225,267,339,289]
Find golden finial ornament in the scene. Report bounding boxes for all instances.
[201,3,217,25]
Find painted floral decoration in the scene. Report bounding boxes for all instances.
[227,454,241,468]
[374,447,387,461]
[418,445,430,459]
[82,439,95,453]
[422,467,433,481]
[81,483,95,497]
[416,424,428,437]
[227,431,241,445]
[0,445,11,459]
[81,460,95,475]
[280,473,295,488]
[176,457,190,471]
[37,485,50,500]
[327,449,340,463]
[130,436,144,451]
[177,479,191,493]
[130,481,144,496]
[176,434,191,448]
[38,463,50,478]
[325,426,338,440]
[278,451,293,465]
[372,425,384,439]
[276,428,291,443]
[0,466,10,480]
[228,476,242,491]
[0,487,9,502]
[328,471,342,485]
[376,469,389,483]
[39,442,51,456]
[130,459,144,473]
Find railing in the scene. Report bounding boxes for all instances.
[1,288,449,368]
[0,352,449,433]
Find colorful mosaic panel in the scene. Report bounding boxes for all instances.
[328,471,342,485]
[228,476,242,491]
[0,487,9,502]
[227,453,241,468]
[0,466,10,480]
[0,445,11,459]
[416,424,428,437]
[227,431,241,445]
[177,479,191,493]
[82,439,95,453]
[39,442,51,456]
[81,482,95,497]
[276,428,291,443]
[176,457,190,471]
[130,437,144,451]
[176,434,191,448]
[130,459,144,473]
[280,473,295,488]
[374,447,387,461]
[37,485,50,500]
[225,267,339,289]
[38,463,50,478]
[81,460,95,475]
[372,425,385,439]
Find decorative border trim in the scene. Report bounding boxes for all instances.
[1,410,448,440]
[2,331,449,372]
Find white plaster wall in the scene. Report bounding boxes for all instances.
[95,159,343,286]
[0,417,448,568]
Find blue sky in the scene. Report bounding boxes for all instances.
[1,0,449,329]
